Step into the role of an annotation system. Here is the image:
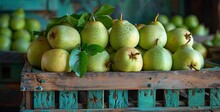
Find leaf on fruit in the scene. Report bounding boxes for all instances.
[94,4,114,16]
[96,15,113,29]
[69,48,88,78]
[85,44,104,56]
[77,12,88,27]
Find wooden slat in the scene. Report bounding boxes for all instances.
[138,90,156,107]
[188,89,205,106]
[10,63,23,79]
[34,91,55,109]
[109,90,128,108]
[210,88,220,106]
[25,91,32,109]
[164,89,179,107]
[87,90,104,109]
[21,69,220,91]
[59,91,78,109]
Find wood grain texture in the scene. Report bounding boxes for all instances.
[138,90,156,107]
[109,90,128,108]
[87,90,104,109]
[34,91,55,109]
[21,69,220,91]
[210,88,220,106]
[164,89,179,107]
[59,91,78,109]
[188,89,205,106]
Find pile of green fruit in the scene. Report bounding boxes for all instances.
[158,14,209,36]
[203,30,220,47]
[0,8,41,53]
[27,5,205,77]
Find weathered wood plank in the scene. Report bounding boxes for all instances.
[109,90,128,108]
[138,90,156,107]
[210,88,220,106]
[87,90,104,109]
[164,89,179,107]
[188,89,205,106]
[25,91,32,109]
[21,69,220,91]
[34,91,55,109]
[59,91,78,109]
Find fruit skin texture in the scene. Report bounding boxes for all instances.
[10,18,25,30]
[165,28,194,53]
[13,29,31,41]
[172,44,204,70]
[81,21,108,48]
[27,37,52,68]
[158,15,169,25]
[171,15,183,27]
[47,25,80,52]
[41,49,71,72]
[143,46,172,71]
[110,20,139,50]
[25,18,41,33]
[0,14,10,28]
[0,28,12,38]
[0,36,11,51]
[193,42,207,58]
[165,23,176,31]
[12,39,30,53]
[113,47,143,72]
[87,50,110,72]
[139,25,167,50]
[184,15,199,29]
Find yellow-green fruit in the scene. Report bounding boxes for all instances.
[143,45,172,71]
[81,21,108,48]
[87,50,110,72]
[27,37,52,68]
[10,17,25,30]
[135,46,146,56]
[0,28,12,38]
[135,24,145,30]
[113,47,143,72]
[139,25,167,50]
[193,42,207,58]
[172,44,204,70]
[110,19,139,50]
[41,49,71,72]
[12,8,25,19]
[12,39,30,53]
[0,14,10,28]
[25,18,41,33]
[0,36,11,51]
[47,25,80,52]
[13,29,31,41]
[165,28,194,53]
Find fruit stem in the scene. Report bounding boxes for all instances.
[120,13,123,21]
[154,13,159,22]
[189,64,199,71]
[105,61,111,70]
[129,52,140,60]
[184,33,192,45]
[155,38,159,46]
[92,17,96,22]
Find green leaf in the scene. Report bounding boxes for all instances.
[77,12,88,27]
[69,48,88,78]
[96,15,113,29]
[94,4,114,16]
[85,44,104,56]
[64,15,78,26]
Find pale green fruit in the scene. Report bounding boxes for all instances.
[135,46,146,56]
[106,45,115,54]
[41,49,71,72]
[0,14,10,28]
[172,44,204,70]
[165,23,176,31]
[113,47,143,72]
[12,39,30,53]
[47,25,81,52]
[184,15,199,29]
[150,14,165,30]
[27,37,52,68]
[109,52,116,62]
[0,28,12,38]
[87,50,110,72]
[81,21,108,48]
[13,29,31,41]
[0,36,11,51]
[171,15,183,27]
[110,17,139,50]
[139,25,167,50]
[12,8,25,19]
[193,42,207,58]
[191,24,209,36]
[31,35,39,41]
[212,30,220,46]
[143,45,172,71]
[165,28,194,53]
[203,39,213,47]
[158,14,169,25]
[25,18,41,33]
[10,18,25,30]
[135,24,145,30]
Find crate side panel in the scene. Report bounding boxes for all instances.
[210,88,220,106]
[188,89,205,106]
[87,90,104,109]
[138,90,156,107]
[109,90,128,108]
[164,89,179,107]
[59,91,78,109]
[34,91,55,109]
[10,63,23,79]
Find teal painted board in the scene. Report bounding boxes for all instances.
[59,91,78,109]
[164,89,179,107]
[10,63,23,79]
[109,90,128,108]
[210,88,220,106]
[87,90,104,109]
[188,89,205,106]
[57,0,73,17]
[34,91,55,109]
[138,90,156,108]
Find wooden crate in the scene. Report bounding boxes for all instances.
[20,60,220,111]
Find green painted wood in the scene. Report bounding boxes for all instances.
[10,63,23,79]
[109,90,128,108]
[87,90,104,109]
[188,89,205,106]
[138,90,156,108]
[164,89,179,107]
[210,88,220,106]
[59,91,78,109]
[34,91,55,109]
